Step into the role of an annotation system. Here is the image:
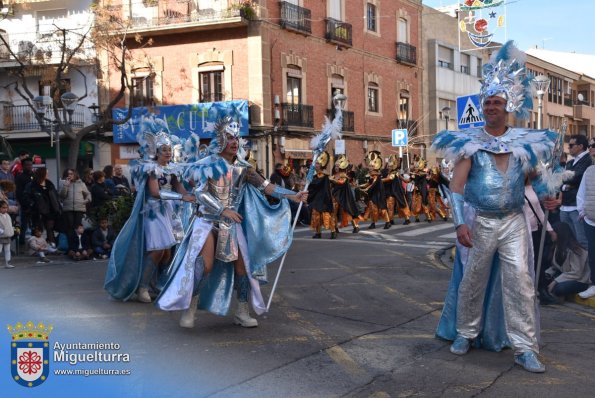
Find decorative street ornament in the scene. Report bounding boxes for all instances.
[458,0,506,51]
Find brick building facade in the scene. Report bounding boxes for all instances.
[104,0,422,176]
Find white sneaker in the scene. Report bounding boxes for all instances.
[4,263,14,269]
[578,285,595,299]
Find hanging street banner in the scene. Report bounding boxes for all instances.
[457,94,485,129]
[458,0,506,52]
[112,100,249,144]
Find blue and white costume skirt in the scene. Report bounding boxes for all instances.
[144,198,177,251]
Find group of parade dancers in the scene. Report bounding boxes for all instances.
[101,40,560,375]
[307,150,451,239]
[104,116,307,329]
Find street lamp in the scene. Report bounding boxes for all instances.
[332,90,347,109]
[532,75,550,129]
[88,102,103,135]
[59,91,80,186]
[33,94,53,153]
[441,106,451,130]
[531,74,551,296]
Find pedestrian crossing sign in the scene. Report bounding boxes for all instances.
[456,94,485,129]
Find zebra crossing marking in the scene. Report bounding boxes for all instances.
[396,223,454,237]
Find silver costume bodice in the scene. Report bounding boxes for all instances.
[195,160,252,263]
[207,163,247,213]
[464,151,525,215]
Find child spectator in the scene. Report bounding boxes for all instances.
[91,218,116,259]
[27,227,55,263]
[0,200,14,268]
[68,224,92,261]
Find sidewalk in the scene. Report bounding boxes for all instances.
[436,245,595,309]
[2,245,102,269]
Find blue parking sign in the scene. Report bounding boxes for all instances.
[392,129,408,147]
[457,94,485,129]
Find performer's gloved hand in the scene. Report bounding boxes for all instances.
[221,208,243,223]
[456,224,473,248]
[291,191,308,203]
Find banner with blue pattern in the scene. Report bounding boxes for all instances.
[112,100,249,144]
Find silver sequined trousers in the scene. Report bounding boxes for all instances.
[456,212,539,353]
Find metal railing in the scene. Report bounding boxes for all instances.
[325,18,352,47]
[281,103,313,128]
[279,1,311,34]
[1,103,86,131]
[127,0,243,29]
[396,42,416,65]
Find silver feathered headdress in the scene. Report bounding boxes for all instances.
[480,41,533,120]
[207,116,241,154]
[136,115,173,160]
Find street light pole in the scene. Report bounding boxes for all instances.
[60,91,80,185]
[33,95,54,176]
[533,75,550,129]
[441,106,451,131]
[531,74,551,295]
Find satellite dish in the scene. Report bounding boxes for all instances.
[577,93,585,103]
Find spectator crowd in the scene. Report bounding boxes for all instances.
[1,150,130,266]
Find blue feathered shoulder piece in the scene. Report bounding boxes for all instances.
[431,127,558,171]
[183,154,229,186]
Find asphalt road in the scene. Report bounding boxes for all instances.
[2,221,594,397]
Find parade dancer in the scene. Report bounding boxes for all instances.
[409,159,432,222]
[104,121,194,303]
[331,155,360,233]
[383,154,411,225]
[427,166,449,222]
[308,151,337,239]
[156,117,307,328]
[434,41,558,373]
[359,151,391,229]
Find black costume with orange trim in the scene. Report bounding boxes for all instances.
[382,155,411,225]
[409,159,432,222]
[308,151,337,239]
[427,167,449,221]
[330,155,360,233]
[359,151,391,229]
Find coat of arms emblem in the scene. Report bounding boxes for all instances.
[7,321,53,387]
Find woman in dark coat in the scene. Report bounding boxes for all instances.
[27,167,61,246]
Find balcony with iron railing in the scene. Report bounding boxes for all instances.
[396,42,416,66]
[0,30,96,64]
[281,103,313,128]
[326,109,354,132]
[325,18,352,47]
[121,0,249,34]
[0,103,86,132]
[279,1,311,34]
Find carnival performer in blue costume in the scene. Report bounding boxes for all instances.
[433,41,559,373]
[104,120,195,303]
[156,117,307,328]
